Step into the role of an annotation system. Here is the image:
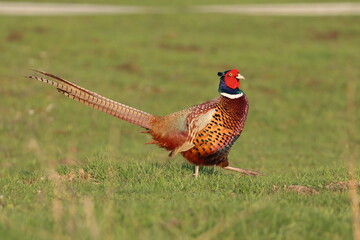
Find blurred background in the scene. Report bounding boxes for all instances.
[0,1,359,239]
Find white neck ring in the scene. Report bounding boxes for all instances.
[220,92,243,99]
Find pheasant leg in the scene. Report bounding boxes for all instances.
[194,165,199,178]
[223,166,263,176]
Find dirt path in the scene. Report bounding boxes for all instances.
[0,2,359,16]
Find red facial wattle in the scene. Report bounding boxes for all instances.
[224,70,240,89]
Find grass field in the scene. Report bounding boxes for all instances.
[0,5,359,240]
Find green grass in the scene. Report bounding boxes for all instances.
[0,10,359,240]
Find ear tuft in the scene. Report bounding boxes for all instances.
[217,72,224,77]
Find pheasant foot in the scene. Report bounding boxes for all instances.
[223,166,263,176]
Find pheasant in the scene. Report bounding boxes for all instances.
[26,69,262,177]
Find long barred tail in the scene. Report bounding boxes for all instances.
[26,70,155,129]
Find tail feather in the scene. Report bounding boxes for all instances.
[26,70,155,129]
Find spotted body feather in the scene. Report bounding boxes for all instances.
[182,95,248,167]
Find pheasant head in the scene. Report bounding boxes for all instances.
[218,69,245,99]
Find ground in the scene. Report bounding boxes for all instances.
[0,2,359,239]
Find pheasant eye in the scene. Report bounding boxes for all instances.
[228,73,232,77]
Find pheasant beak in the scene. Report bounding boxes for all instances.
[236,73,245,80]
